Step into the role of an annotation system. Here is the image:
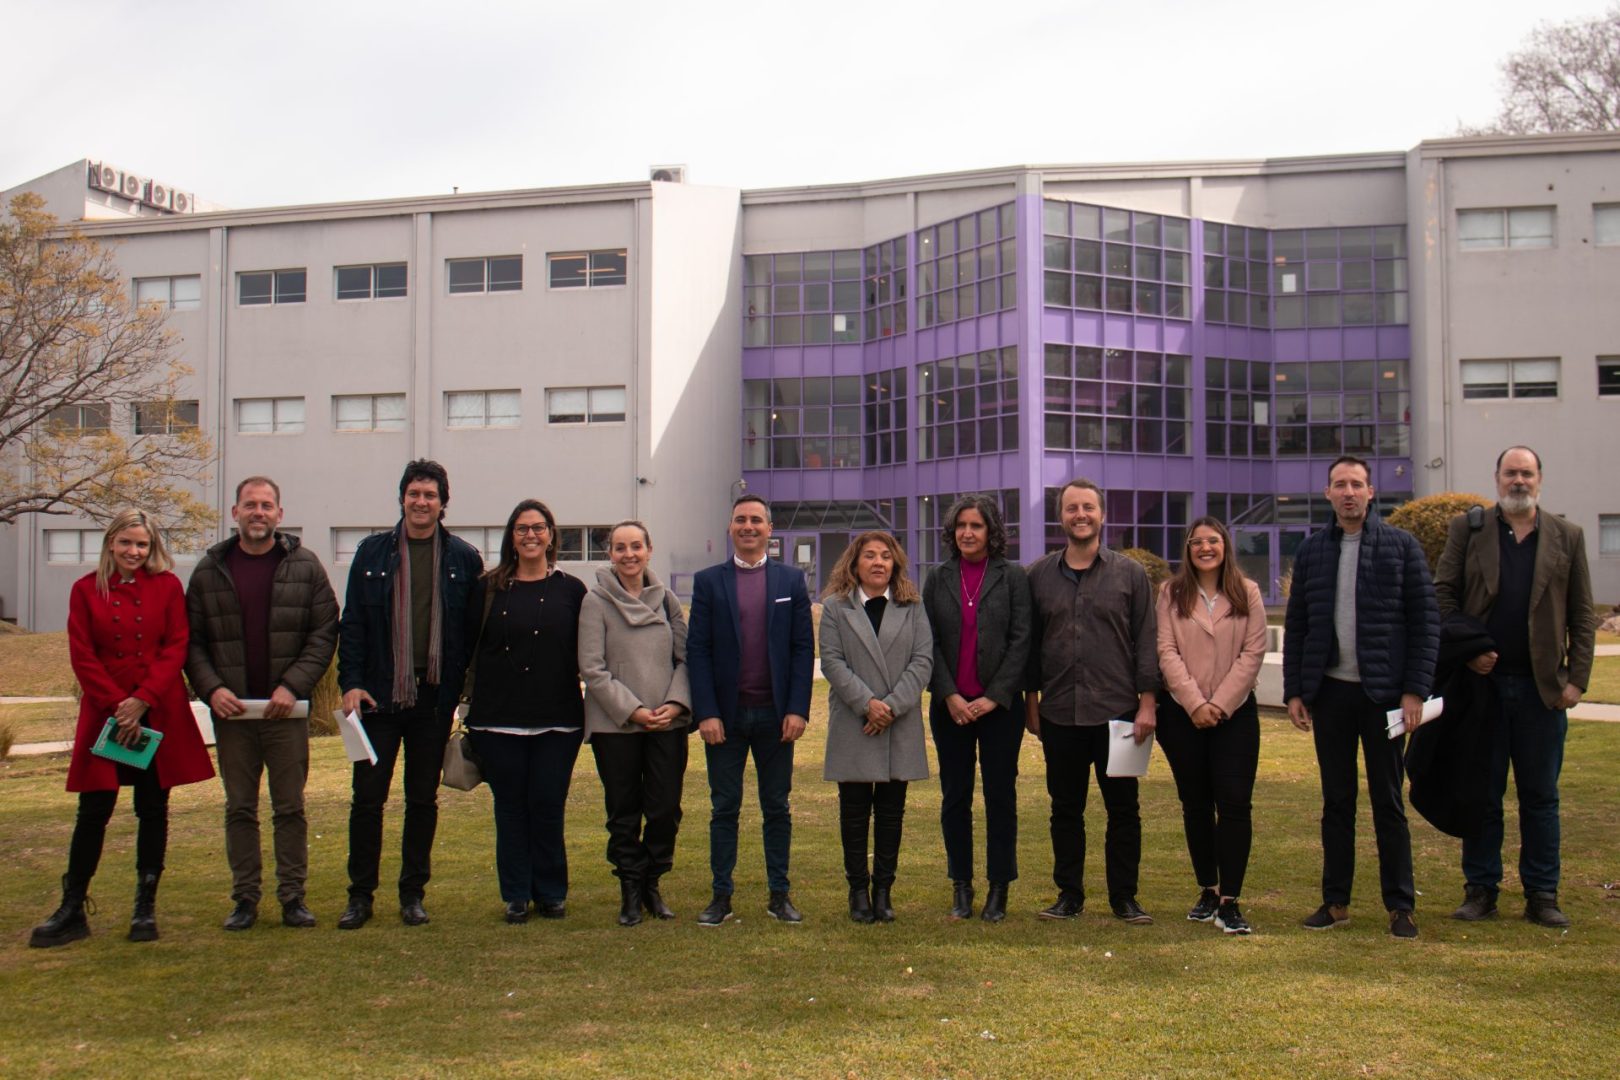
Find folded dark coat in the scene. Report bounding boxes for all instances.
[1406,612,1500,839]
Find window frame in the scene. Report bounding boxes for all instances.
[1460,357,1560,401]
[334,262,408,302]
[333,393,407,432]
[133,274,202,311]
[132,399,200,435]
[1457,207,1556,251]
[237,268,307,306]
[235,396,307,434]
[445,389,522,429]
[547,249,629,290]
[546,385,627,425]
[45,528,104,564]
[446,256,523,295]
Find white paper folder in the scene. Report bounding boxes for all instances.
[237,699,310,719]
[1106,718,1155,778]
[334,709,378,765]
[1385,696,1443,739]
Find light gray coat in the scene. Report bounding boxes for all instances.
[819,591,934,782]
[578,566,691,740]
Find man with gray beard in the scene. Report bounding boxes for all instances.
[1436,446,1597,928]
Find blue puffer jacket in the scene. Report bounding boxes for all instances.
[1282,513,1439,708]
[337,522,483,721]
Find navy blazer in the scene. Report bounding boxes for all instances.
[686,559,815,731]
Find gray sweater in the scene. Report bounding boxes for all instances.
[577,566,692,740]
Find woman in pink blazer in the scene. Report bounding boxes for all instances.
[1155,516,1267,935]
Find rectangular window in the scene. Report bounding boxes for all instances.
[133,275,202,310]
[1599,356,1620,397]
[45,528,103,564]
[237,269,307,305]
[545,385,626,424]
[1461,358,1559,400]
[236,396,306,433]
[334,393,407,431]
[333,527,389,564]
[446,390,521,428]
[1601,514,1620,555]
[548,249,629,289]
[447,256,523,294]
[47,403,111,434]
[1458,207,1555,250]
[132,399,199,434]
[335,263,408,301]
[1595,205,1620,246]
[462,526,508,564]
[556,525,613,562]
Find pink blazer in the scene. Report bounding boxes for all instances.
[1154,578,1268,717]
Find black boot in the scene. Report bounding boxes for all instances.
[840,794,874,923]
[618,878,644,927]
[871,883,895,923]
[871,792,904,923]
[642,877,676,920]
[950,880,974,919]
[30,875,93,949]
[981,881,1009,923]
[129,870,160,942]
[849,882,875,923]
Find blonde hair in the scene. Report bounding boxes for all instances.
[95,509,174,596]
[821,531,920,604]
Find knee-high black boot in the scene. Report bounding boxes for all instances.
[871,789,906,923]
[840,793,874,924]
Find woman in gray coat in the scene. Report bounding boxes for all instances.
[819,530,933,923]
[578,521,691,927]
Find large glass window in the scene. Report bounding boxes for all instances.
[916,347,1019,460]
[743,249,864,346]
[1461,358,1559,400]
[1041,345,1189,455]
[1045,201,1190,320]
[864,368,908,466]
[742,375,861,469]
[918,204,1015,329]
[1458,207,1555,250]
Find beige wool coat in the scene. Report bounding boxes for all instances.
[577,566,692,740]
[819,590,933,783]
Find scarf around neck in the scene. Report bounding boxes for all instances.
[391,523,443,707]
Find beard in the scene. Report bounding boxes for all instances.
[1500,490,1537,515]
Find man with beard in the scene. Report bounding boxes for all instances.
[1436,446,1597,928]
[1285,455,1438,938]
[186,477,339,930]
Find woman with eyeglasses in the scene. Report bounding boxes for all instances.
[1154,516,1268,934]
[462,500,587,923]
[578,520,691,926]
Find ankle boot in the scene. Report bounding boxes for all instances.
[950,880,974,919]
[129,870,160,942]
[981,881,1009,923]
[618,878,643,927]
[30,875,93,949]
[642,877,675,920]
[871,883,895,923]
[848,880,875,923]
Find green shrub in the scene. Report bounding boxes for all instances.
[1117,547,1171,586]
[1387,491,1492,573]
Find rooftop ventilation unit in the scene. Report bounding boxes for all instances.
[649,164,687,183]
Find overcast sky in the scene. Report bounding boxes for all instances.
[2,0,1608,208]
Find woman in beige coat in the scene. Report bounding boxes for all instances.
[1155,516,1267,935]
[578,521,691,927]
[819,531,933,923]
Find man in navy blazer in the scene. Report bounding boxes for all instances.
[686,494,815,925]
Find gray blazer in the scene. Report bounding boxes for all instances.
[577,566,692,740]
[819,591,933,783]
[920,557,1031,711]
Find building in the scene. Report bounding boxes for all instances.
[4,133,1617,630]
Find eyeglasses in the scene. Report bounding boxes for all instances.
[1187,538,1223,549]
[513,524,549,537]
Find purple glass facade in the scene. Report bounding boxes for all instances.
[741,193,1413,601]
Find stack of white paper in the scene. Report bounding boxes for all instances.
[1106,718,1155,778]
[1385,696,1444,739]
[334,709,378,765]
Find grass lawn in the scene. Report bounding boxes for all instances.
[1587,656,1620,705]
[2,691,1617,1079]
[0,629,74,696]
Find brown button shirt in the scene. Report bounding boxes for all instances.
[1025,547,1160,726]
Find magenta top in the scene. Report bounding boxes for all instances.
[955,557,989,698]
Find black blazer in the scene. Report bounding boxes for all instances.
[921,557,1032,711]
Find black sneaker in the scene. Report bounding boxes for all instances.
[1187,888,1220,923]
[1214,900,1251,935]
[1111,898,1154,925]
[1038,893,1084,920]
[1390,910,1418,939]
[696,893,732,926]
[1301,903,1349,930]
[766,891,803,923]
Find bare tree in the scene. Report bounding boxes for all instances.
[1461,5,1620,135]
[1,193,216,546]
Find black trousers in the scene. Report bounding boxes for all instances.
[929,697,1023,884]
[1038,720,1140,906]
[1311,677,1415,912]
[66,767,170,884]
[1155,695,1259,899]
[348,698,448,904]
[591,729,688,882]
[838,781,908,887]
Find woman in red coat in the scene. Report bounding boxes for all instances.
[30,509,214,948]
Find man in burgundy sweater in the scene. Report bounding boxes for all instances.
[185,477,339,931]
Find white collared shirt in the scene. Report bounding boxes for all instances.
[733,553,769,570]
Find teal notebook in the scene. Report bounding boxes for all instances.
[90,717,163,769]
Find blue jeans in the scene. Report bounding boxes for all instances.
[705,706,794,895]
[1462,673,1567,895]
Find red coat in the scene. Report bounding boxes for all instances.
[66,569,215,793]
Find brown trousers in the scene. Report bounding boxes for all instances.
[215,717,310,905]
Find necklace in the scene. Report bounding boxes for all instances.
[960,560,987,609]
